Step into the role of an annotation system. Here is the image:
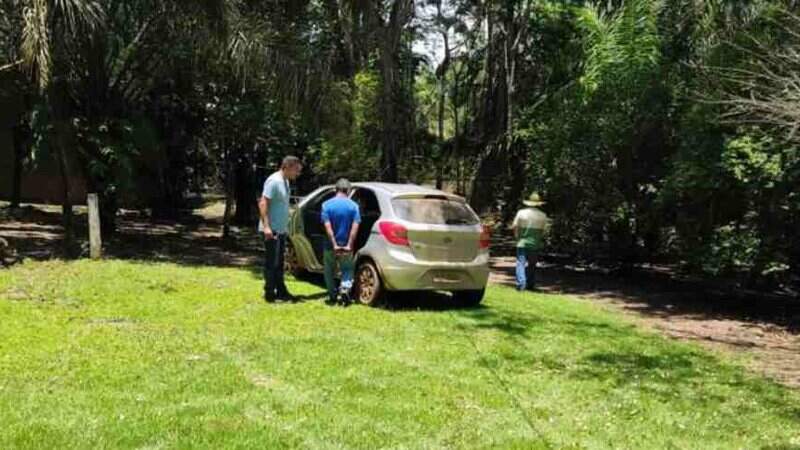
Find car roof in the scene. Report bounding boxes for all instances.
[352,182,461,198]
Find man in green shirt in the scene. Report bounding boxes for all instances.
[511,193,549,291]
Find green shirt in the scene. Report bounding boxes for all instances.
[512,207,549,250]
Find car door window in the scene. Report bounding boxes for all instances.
[350,188,382,251]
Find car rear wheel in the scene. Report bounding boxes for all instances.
[355,261,384,306]
[284,240,305,278]
[453,289,485,307]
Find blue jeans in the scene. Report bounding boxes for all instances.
[263,234,288,298]
[516,248,538,290]
[323,249,355,302]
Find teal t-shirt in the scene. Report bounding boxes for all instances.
[259,172,290,234]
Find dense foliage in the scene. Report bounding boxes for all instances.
[1,0,798,291]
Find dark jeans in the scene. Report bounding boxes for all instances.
[263,234,288,298]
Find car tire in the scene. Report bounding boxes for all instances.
[355,261,384,306]
[453,289,485,307]
[284,239,305,278]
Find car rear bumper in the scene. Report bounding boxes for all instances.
[370,247,490,291]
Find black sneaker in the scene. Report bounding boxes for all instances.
[276,292,298,302]
[264,293,277,303]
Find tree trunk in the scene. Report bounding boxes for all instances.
[222,146,234,239]
[10,123,26,208]
[192,142,203,194]
[502,43,524,222]
[500,0,530,221]
[452,64,464,195]
[504,143,527,223]
[436,78,445,190]
[483,3,495,139]
[323,0,356,78]
[48,82,76,256]
[379,68,400,183]
[469,144,506,213]
[504,30,516,144]
[99,190,118,237]
[374,0,413,183]
[233,153,254,225]
[435,0,450,191]
[55,142,75,255]
[378,38,401,182]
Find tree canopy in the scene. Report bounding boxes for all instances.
[2,0,798,292]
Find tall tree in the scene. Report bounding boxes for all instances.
[371,0,415,182]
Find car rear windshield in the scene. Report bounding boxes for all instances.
[392,197,479,225]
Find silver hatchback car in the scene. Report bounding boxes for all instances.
[285,183,491,306]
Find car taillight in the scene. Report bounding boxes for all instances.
[479,225,491,249]
[379,221,409,246]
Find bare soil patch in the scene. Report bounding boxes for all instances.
[491,257,800,388]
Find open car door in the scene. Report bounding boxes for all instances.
[290,187,335,272]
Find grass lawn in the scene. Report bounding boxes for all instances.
[0,260,798,449]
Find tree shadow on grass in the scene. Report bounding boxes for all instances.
[492,258,800,333]
[452,304,636,342]
[449,304,800,423]
[1,204,264,268]
[453,306,545,337]
[574,351,704,387]
[571,348,800,423]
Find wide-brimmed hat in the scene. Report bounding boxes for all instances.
[523,193,545,207]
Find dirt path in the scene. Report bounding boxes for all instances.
[2,202,798,388]
[491,257,800,388]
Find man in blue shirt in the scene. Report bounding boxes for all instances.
[258,155,303,303]
[321,179,361,305]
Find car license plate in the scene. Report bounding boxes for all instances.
[432,272,462,284]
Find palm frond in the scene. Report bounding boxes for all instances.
[578,0,662,92]
[53,0,104,32]
[0,60,23,72]
[21,0,50,91]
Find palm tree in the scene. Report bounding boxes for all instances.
[18,0,104,249]
[16,0,231,241]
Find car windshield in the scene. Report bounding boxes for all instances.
[392,197,479,225]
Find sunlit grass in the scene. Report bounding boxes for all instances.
[0,260,797,449]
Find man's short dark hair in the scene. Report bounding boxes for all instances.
[281,155,302,169]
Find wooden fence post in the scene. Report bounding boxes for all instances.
[87,193,102,259]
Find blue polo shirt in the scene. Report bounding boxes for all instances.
[321,196,361,249]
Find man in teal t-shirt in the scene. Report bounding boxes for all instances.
[258,156,303,303]
[511,193,550,291]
